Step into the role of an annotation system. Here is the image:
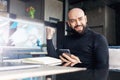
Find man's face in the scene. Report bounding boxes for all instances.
[67,9,87,33]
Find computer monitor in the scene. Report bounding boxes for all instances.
[0,16,9,46]
[0,16,45,54]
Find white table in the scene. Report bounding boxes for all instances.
[0,65,86,80]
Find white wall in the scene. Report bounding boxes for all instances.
[44,0,63,21]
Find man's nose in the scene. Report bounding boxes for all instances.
[76,20,81,25]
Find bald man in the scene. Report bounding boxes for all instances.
[46,8,109,80]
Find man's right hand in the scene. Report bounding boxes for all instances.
[59,53,81,66]
[46,27,56,39]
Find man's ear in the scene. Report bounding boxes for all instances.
[66,21,70,26]
[85,15,87,23]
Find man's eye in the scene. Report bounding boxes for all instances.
[78,17,83,21]
[70,20,75,23]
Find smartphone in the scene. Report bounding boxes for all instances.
[59,49,71,55]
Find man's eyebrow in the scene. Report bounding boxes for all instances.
[79,16,84,18]
[68,19,76,21]
[69,19,75,20]
[69,16,83,20]
[78,17,83,19]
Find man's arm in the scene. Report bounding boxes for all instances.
[47,39,58,58]
[94,34,109,69]
[46,27,58,58]
[93,34,109,80]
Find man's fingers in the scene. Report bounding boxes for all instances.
[70,62,77,66]
[46,27,55,33]
[59,55,69,63]
[63,62,71,67]
[46,27,55,39]
[62,53,78,63]
[71,54,81,63]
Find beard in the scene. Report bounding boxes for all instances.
[66,24,88,36]
[73,25,86,34]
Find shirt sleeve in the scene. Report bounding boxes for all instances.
[92,34,109,80]
[94,34,109,69]
[47,39,59,58]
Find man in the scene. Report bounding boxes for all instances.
[46,8,109,80]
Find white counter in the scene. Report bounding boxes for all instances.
[0,65,86,80]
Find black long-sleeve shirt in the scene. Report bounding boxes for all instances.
[47,27,109,69]
[47,27,109,80]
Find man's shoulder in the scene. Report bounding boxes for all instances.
[88,29,108,46]
[88,29,103,36]
[88,29,106,40]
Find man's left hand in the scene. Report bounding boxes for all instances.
[59,53,81,66]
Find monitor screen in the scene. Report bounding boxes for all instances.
[0,17,9,46]
[0,16,45,49]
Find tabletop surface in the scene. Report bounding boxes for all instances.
[0,64,86,80]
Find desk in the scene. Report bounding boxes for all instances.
[1,46,47,55]
[30,52,47,55]
[0,65,86,80]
